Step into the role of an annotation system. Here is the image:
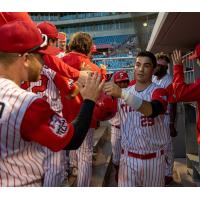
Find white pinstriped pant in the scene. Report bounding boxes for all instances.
[70,128,94,187]
[118,151,165,187]
[111,126,121,166]
[43,149,68,187]
[164,137,174,177]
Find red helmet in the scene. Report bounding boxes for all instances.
[113,70,129,83]
[93,92,117,121]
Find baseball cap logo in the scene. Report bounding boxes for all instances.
[120,73,124,78]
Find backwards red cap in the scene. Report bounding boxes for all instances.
[113,70,129,83]
[37,21,62,40]
[0,20,60,55]
[189,43,200,60]
[0,12,34,26]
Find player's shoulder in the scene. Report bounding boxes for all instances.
[150,82,161,90]
[163,73,172,81]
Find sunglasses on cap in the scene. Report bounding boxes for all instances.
[27,34,48,53]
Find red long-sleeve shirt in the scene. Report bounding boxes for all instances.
[173,64,200,143]
[43,54,80,81]
[61,51,106,128]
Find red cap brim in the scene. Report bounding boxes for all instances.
[36,45,60,55]
[58,33,66,41]
[56,34,65,40]
[189,53,198,60]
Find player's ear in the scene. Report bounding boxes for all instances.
[21,53,31,68]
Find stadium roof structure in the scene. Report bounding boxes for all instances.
[147,12,200,53]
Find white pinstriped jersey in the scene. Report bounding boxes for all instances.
[109,112,120,126]
[152,74,172,126]
[0,78,45,186]
[23,66,62,114]
[118,82,169,154]
[152,74,172,89]
[22,66,67,186]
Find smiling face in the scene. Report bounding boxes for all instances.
[134,56,154,84]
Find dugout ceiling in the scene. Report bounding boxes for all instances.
[147,12,200,54]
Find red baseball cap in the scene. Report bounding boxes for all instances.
[113,70,129,83]
[0,20,60,55]
[37,21,62,40]
[0,12,34,26]
[189,43,200,60]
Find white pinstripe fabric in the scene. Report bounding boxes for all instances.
[69,128,94,187]
[25,66,67,187]
[118,153,165,186]
[25,66,62,114]
[152,74,174,177]
[0,78,45,186]
[109,112,121,165]
[118,82,169,186]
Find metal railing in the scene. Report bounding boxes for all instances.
[93,56,135,80]
[182,51,196,84]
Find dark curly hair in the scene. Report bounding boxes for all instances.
[68,32,93,56]
[136,51,157,68]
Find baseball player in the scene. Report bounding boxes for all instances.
[108,70,130,183]
[57,32,68,57]
[0,12,91,86]
[104,51,169,186]
[172,48,200,145]
[0,20,104,186]
[62,32,106,187]
[152,53,177,186]
[21,21,75,186]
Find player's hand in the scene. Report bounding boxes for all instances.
[77,70,90,85]
[170,123,178,137]
[78,72,105,102]
[171,50,183,66]
[80,62,91,71]
[103,82,122,98]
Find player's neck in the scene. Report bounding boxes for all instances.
[0,68,21,86]
[135,80,152,91]
[156,72,166,80]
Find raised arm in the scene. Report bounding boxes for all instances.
[172,50,200,102]
[21,72,105,151]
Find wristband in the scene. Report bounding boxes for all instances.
[121,89,142,110]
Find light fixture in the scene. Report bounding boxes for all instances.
[143,22,148,27]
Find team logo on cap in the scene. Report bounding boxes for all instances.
[120,72,124,78]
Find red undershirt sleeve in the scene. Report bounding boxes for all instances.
[20,98,74,152]
[152,88,168,114]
